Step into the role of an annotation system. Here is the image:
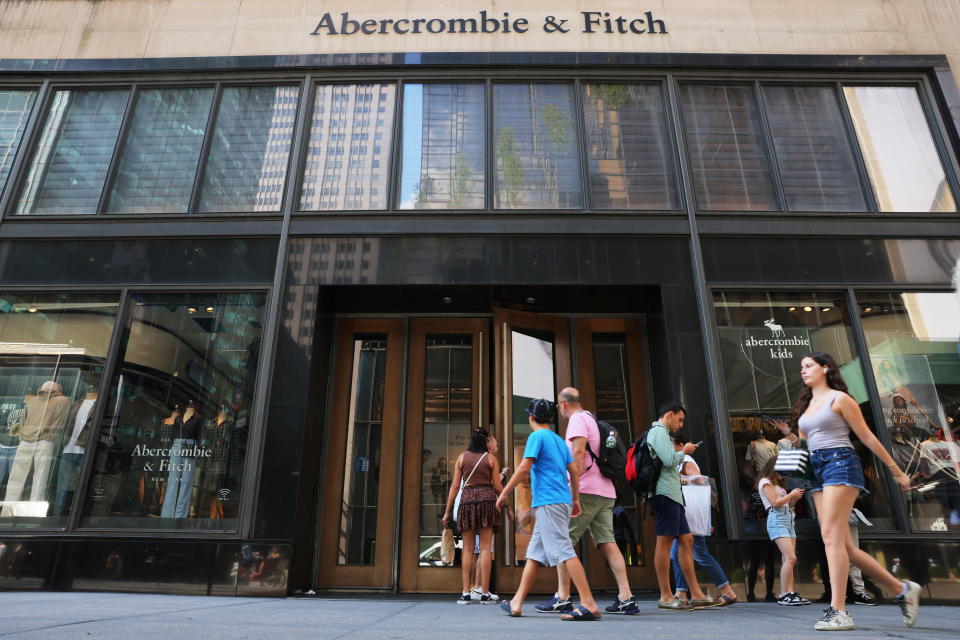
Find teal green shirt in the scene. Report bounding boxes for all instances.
[647,422,686,505]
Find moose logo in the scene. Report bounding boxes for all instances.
[763,318,785,337]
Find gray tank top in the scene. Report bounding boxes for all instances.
[797,391,854,451]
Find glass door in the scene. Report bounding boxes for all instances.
[316,319,404,589]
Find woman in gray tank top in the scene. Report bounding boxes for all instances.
[774,352,919,633]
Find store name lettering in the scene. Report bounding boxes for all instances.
[131,443,213,459]
[743,335,812,360]
[310,11,668,36]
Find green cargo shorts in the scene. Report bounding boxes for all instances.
[568,493,616,546]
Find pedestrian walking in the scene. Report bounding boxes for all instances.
[495,398,601,620]
[535,387,638,615]
[756,455,809,606]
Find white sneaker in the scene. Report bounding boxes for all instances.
[472,587,498,602]
[893,581,921,627]
[815,607,855,631]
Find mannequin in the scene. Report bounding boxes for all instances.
[201,405,233,518]
[919,430,960,525]
[1,380,70,516]
[0,389,27,487]
[161,400,201,519]
[53,384,98,516]
[745,429,779,479]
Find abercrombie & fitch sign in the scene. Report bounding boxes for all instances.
[311,10,667,36]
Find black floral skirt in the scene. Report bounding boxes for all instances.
[456,484,501,533]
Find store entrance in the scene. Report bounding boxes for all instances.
[316,307,655,593]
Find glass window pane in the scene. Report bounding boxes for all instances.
[582,83,678,210]
[106,87,215,213]
[494,83,582,209]
[844,86,956,212]
[680,84,779,211]
[419,335,472,566]
[398,84,484,210]
[762,85,867,212]
[338,336,387,564]
[300,83,396,211]
[198,86,298,213]
[0,89,37,190]
[859,292,960,531]
[17,89,129,215]
[712,291,896,531]
[0,293,119,528]
[80,292,266,530]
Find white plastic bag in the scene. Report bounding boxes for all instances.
[682,477,712,536]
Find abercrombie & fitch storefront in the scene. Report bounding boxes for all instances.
[0,2,958,601]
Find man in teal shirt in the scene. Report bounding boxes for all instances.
[648,400,714,610]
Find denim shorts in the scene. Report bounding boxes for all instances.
[766,506,796,540]
[809,446,865,493]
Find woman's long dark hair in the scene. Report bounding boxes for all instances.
[790,352,849,430]
[467,426,489,453]
[758,456,784,489]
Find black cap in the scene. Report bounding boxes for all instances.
[525,398,556,423]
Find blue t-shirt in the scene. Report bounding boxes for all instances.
[523,428,574,508]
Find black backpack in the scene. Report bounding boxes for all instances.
[584,412,628,480]
[625,430,662,497]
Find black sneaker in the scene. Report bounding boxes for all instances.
[456,593,471,605]
[605,598,640,615]
[778,593,807,606]
[849,591,878,606]
[535,593,573,613]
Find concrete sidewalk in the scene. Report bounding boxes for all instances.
[0,591,956,639]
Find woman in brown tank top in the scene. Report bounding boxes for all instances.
[442,426,507,604]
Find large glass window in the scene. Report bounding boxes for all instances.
[300,83,396,211]
[81,292,265,530]
[680,84,779,211]
[17,89,129,215]
[198,85,298,213]
[0,90,37,191]
[493,83,582,209]
[859,292,960,532]
[106,87,215,214]
[398,83,484,210]
[713,291,895,532]
[844,86,956,213]
[582,83,678,210]
[761,85,867,212]
[0,294,119,528]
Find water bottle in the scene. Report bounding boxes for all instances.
[605,430,616,449]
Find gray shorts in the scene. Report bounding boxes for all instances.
[525,503,576,567]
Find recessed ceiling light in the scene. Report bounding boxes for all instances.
[864,307,873,313]
[822,307,831,312]
[525,297,536,304]
[441,297,453,305]
[803,306,813,312]
[27,306,37,313]
[788,307,796,312]
[205,306,215,313]
[187,307,197,314]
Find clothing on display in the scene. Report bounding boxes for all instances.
[161,404,202,519]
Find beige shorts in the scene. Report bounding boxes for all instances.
[568,493,616,546]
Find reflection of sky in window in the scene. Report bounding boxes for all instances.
[399,84,423,209]
[903,293,960,341]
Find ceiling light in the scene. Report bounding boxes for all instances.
[821,307,831,312]
[525,297,536,304]
[205,306,215,313]
[187,307,197,314]
[788,307,796,312]
[27,306,37,313]
[864,307,872,313]
[803,306,812,312]
[441,297,453,305]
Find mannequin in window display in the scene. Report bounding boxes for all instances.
[199,405,233,518]
[1,380,70,516]
[744,429,779,480]
[53,384,98,516]
[161,400,201,519]
[919,429,960,527]
[0,389,28,490]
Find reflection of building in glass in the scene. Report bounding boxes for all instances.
[0,90,35,184]
[254,87,299,212]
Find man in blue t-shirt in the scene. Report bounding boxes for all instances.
[495,398,601,620]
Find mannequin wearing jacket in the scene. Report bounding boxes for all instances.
[53,386,98,516]
[161,401,201,519]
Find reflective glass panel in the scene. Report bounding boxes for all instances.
[398,84,484,210]
[762,85,867,212]
[81,292,266,530]
[198,85,298,212]
[0,293,119,528]
[859,292,960,531]
[582,83,678,210]
[680,84,779,211]
[106,87,215,213]
[844,86,956,212]
[300,83,396,210]
[17,89,129,215]
[0,90,37,190]
[419,335,472,566]
[337,336,386,564]
[511,329,555,563]
[713,291,895,531]
[494,83,582,209]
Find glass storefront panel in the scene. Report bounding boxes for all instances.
[859,291,960,532]
[0,89,37,191]
[398,83,484,210]
[197,85,298,213]
[761,85,867,212]
[106,87,215,214]
[680,83,779,211]
[493,83,582,209]
[713,291,895,532]
[300,83,396,211]
[843,86,956,213]
[16,89,129,215]
[419,335,472,566]
[582,83,678,210]
[81,292,265,530]
[0,294,119,528]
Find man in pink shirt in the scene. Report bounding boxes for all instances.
[535,387,638,615]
